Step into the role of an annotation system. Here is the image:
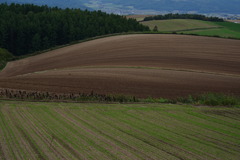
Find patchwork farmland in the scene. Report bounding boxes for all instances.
[140,19,221,31]
[141,19,240,39]
[0,34,239,98]
[0,101,240,160]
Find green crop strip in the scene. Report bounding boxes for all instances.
[0,101,240,159]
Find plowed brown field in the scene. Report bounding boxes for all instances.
[0,34,239,98]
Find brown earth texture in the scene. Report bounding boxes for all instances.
[0,34,240,98]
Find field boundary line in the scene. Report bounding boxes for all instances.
[165,26,223,32]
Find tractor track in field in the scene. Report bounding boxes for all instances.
[55,109,137,160]
[84,110,195,160]
[64,109,156,160]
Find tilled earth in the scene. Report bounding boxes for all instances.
[0,34,239,98]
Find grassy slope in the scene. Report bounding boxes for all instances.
[0,101,239,159]
[141,19,240,39]
[183,22,240,39]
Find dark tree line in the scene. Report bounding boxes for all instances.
[143,13,224,22]
[0,3,149,56]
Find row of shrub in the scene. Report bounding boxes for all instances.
[0,88,239,106]
[176,93,240,106]
[143,13,224,22]
[0,89,138,103]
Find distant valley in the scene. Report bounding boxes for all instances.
[1,0,240,17]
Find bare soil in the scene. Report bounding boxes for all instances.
[0,34,239,98]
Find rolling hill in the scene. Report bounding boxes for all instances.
[0,34,239,98]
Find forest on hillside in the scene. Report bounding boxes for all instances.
[0,3,149,56]
[143,14,224,22]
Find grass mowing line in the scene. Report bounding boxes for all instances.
[186,110,240,130]
[117,105,239,156]
[179,111,240,139]
[0,143,6,160]
[44,106,119,159]
[15,126,46,160]
[16,107,66,160]
[25,106,78,160]
[65,109,154,160]
[23,109,68,160]
[219,111,240,121]
[110,110,221,160]
[55,108,120,160]
[21,105,79,160]
[192,134,240,154]
[124,109,236,158]
[37,107,92,159]
[15,108,51,159]
[84,109,187,160]
[162,111,240,140]
[215,112,240,121]
[124,106,240,159]
[85,115,172,160]
[201,110,240,126]
[136,109,240,154]
[0,108,9,160]
[11,108,41,160]
[63,109,144,160]
[0,106,28,160]
[0,109,17,160]
[177,111,240,139]
[162,109,240,148]
[7,106,48,160]
[75,108,171,160]
[98,112,191,160]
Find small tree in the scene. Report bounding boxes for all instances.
[153,25,158,32]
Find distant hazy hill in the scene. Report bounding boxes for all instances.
[0,0,91,10]
[1,0,240,14]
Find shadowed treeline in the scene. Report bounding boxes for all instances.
[0,3,149,56]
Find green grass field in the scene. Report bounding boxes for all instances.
[182,22,240,39]
[0,101,240,159]
[141,19,240,39]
